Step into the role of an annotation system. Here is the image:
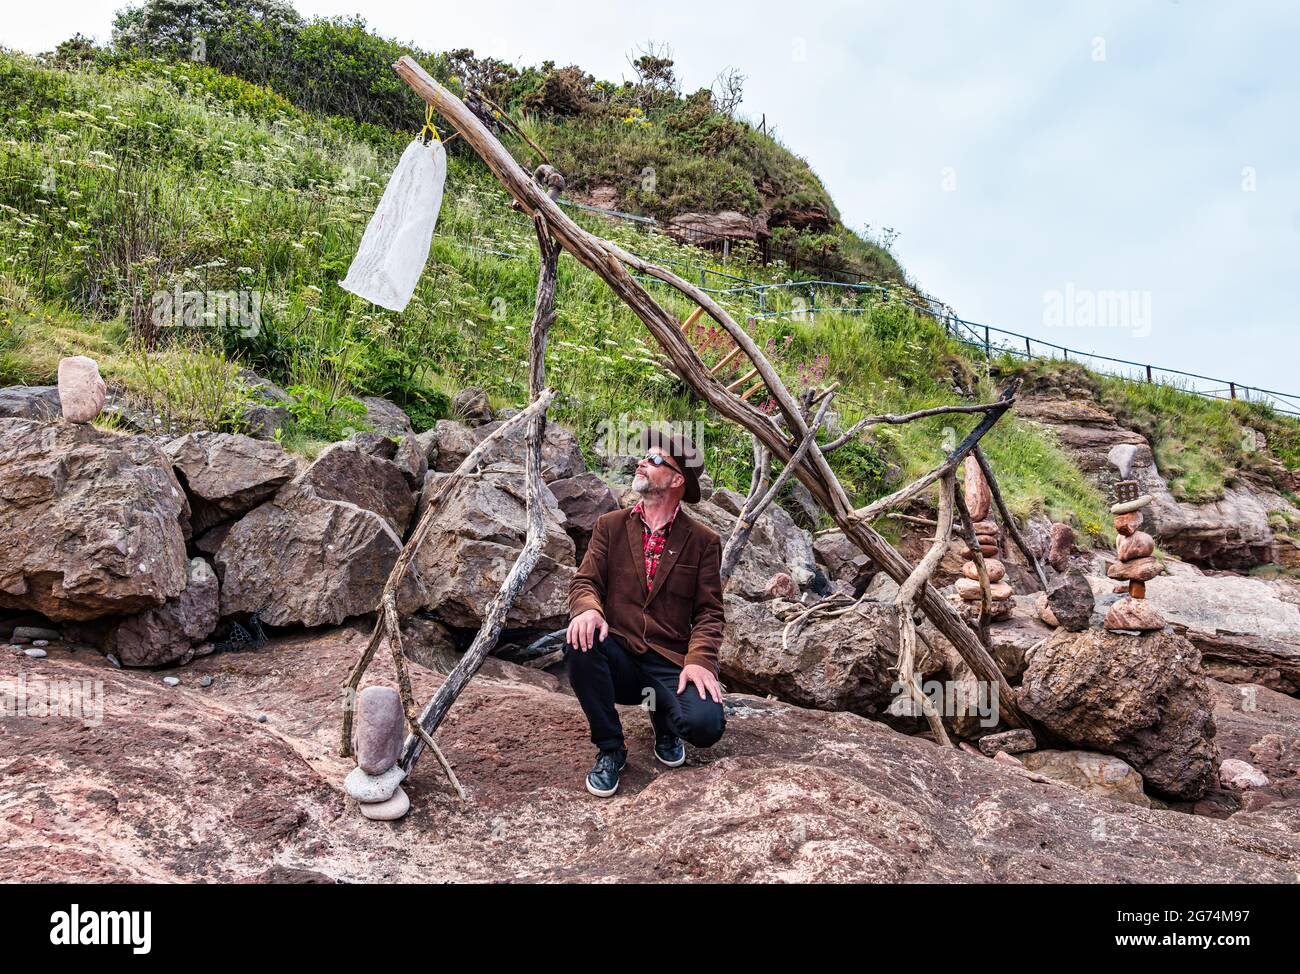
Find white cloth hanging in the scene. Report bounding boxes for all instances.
[340,137,447,312]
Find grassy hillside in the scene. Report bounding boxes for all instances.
[0,49,1119,539]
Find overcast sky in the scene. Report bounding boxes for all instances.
[6,1,1299,405]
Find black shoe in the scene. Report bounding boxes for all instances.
[654,731,686,768]
[585,749,627,797]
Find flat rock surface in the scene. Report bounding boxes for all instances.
[1,630,1297,883]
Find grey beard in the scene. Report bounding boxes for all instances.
[632,473,659,495]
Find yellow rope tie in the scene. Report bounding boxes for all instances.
[420,98,442,144]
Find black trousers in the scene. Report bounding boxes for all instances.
[564,632,726,753]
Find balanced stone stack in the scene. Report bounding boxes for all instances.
[1103,471,1165,632]
[953,457,1013,621]
[343,685,411,821]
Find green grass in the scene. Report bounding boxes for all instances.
[0,48,1172,546]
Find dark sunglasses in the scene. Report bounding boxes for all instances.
[643,452,683,475]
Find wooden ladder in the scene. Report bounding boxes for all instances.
[678,306,767,403]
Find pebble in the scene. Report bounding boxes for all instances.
[1103,597,1166,632]
[1106,556,1163,582]
[199,676,213,688]
[358,785,410,822]
[345,764,406,803]
[106,653,121,669]
[162,676,180,687]
[961,559,1005,583]
[1113,511,1144,536]
[257,714,268,723]
[1116,531,1155,562]
[1219,758,1269,791]
[1110,494,1153,515]
[977,728,1037,757]
[31,639,49,648]
[23,648,47,658]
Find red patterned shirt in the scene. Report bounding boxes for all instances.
[632,500,680,589]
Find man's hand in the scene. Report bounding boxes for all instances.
[678,663,723,704]
[566,608,607,652]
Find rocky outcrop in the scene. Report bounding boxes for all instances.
[70,557,220,667]
[1019,627,1220,800]
[163,431,296,535]
[664,210,756,244]
[4,627,1298,882]
[694,488,817,600]
[0,385,62,420]
[359,397,426,490]
[215,480,425,628]
[1016,372,1300,568]
[413,462,576,630]
[0,418,190,621]
[719,593,941,723]
[1017,750,1151,807]
[1091,563,1300,694]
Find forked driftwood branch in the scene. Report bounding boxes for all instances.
[339,389,556,763]
[393,54,1028,730]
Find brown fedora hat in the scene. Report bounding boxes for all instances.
[638,422,704,503]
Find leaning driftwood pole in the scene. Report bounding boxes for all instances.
[398,214,560,772]
[395,56,1027,727]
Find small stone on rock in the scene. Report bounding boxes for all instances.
[1219,758,1269,791]
[1103,597,1166,632]
[199,676,214,688]
[162,676,180,687]
[24,648,47,658]
[978,728,1037,757]
[1113,511,1144,536]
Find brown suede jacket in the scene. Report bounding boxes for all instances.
[568,505,726,675]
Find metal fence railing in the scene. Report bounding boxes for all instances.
[444,201,1300,418]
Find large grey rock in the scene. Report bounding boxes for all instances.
[813,530,873,590]
[0,385,61,420]
[548,472,619,562]
[1020,627,1220,800]
[359,397,427,490]
[109,557,219,667]
[694,488,817,600]
[163,431,296,534]
[451,386,493,426]
[414,462,576,629]
[1045,568,1095,631]
[0,418,189,621]
[299,442,415,537]
[431,417,586,483]
[215,481,425,627]
[719,593,941,723]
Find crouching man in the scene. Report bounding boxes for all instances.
[564,425,727,797]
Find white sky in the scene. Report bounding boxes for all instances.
[5,1,1299,403]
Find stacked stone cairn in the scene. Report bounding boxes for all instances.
[344,685,411,821]
[953,456,1014,621]
[1102,445,1165,632]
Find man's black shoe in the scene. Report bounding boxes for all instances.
[654,731,686,768]
[585,748,628,797]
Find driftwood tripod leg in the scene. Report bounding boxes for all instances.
[398,216,559,775]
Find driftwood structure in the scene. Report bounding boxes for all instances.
[341,55,1050,795]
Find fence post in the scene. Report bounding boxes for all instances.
[1146,365,1153,383]
[1025,336,1031,359]
[1230,382,1237,400]
[984,325,991,362]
